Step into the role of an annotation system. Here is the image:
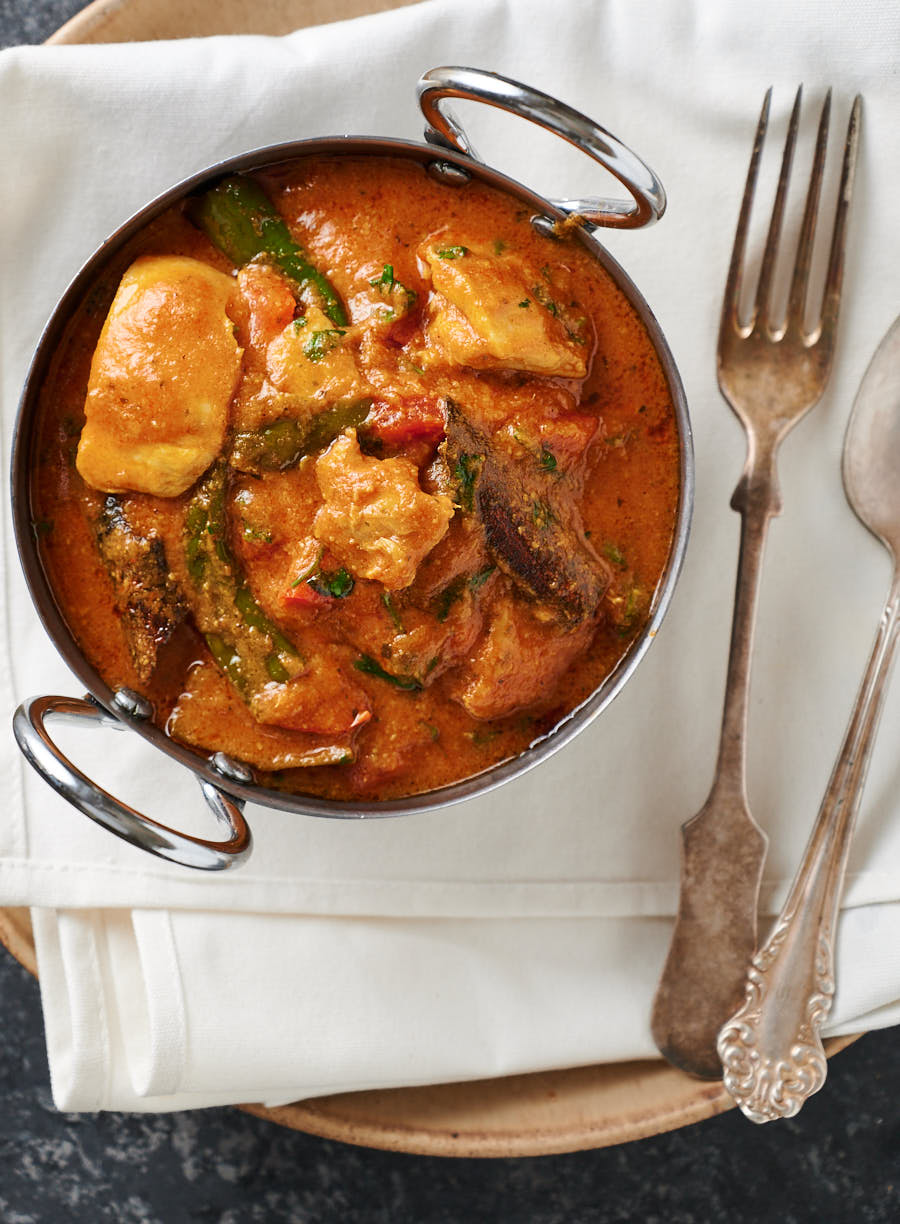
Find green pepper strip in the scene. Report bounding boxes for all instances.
[189,175,348,327]
[231,397,372,473]
[184,463,302,697]
[353,654,422,691]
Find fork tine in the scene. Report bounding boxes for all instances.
[755,86,802,331]
[818,94,862,343]
[721,88,771,335]
[786,89,831,330]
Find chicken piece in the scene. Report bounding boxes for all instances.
[313,430,454,590]
[76,255,243,497]
[450,594,594,720]
[266,305,371,402]
[420,240,588,378]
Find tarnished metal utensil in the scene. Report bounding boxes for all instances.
[651,89,861,1078]
[718,313,900,1122]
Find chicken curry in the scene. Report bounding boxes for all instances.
[31,156,681,801]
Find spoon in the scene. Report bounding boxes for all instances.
[717,314,900,1122]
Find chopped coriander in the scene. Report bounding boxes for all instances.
[468,566,495,591]
[308,567,355,599]
[354,653,422,690]
[381,590,404,632]
[419,719,441,742]
[435,576,465,623]
[370,263,416,312]
[292,316,309,330]
[539,446,557,472]
[453,452,483,512]
[303,328,346,362]
[518,298,531,308]
[436,245,468,259]
[370,263,395,289]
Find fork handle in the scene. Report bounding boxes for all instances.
[716,439,782,786]
[718,572,900,1122]
[651,455,776,1077]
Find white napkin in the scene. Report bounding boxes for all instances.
[2,0,900,1112]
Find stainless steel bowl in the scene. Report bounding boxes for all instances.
[11,67,693,870]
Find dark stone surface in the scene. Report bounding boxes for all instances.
[2,941,900,1223]
[3,3,900,1221]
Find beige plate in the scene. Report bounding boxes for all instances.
[6,0,856,1157]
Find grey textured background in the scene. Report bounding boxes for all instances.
[3,2,900,1220]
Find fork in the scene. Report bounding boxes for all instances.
[650,88,861,1079]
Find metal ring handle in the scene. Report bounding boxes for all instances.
[13,694,252,871]
[417,66,666,230]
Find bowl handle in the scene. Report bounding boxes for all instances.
[417,65,665,231]
[12,694,252,871]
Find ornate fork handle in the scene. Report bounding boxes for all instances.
[718,575,900,1122]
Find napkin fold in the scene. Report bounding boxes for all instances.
[3,0,900,1112]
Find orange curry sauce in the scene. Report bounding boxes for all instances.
[32,156,681,801]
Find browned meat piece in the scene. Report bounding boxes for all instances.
[92,495,187,682]
[448,592,594,720]
[441,401,610,625]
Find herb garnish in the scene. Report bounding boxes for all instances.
[371,264,396,289]
[453,452,483,512]
[303,328,346,362]
[354,653,422,690]
[436,245,468,259]
[539,446,557,473]
[435,576,466,623]
[381,591,404,632]
[370,263,416,312]
[468,566,495,591]
[308,567,355,599]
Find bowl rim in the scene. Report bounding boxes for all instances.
[11,133,694,819]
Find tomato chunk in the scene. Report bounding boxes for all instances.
[364,397,446,448]
[283,581,333,609]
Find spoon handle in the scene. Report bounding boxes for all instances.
[717,572,900,1122]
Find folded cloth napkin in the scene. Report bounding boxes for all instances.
[2,0,900,1112]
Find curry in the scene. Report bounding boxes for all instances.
[31,155,681,801]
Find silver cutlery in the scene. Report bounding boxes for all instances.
[718,313,900,1122]
[651,88,861,1078]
